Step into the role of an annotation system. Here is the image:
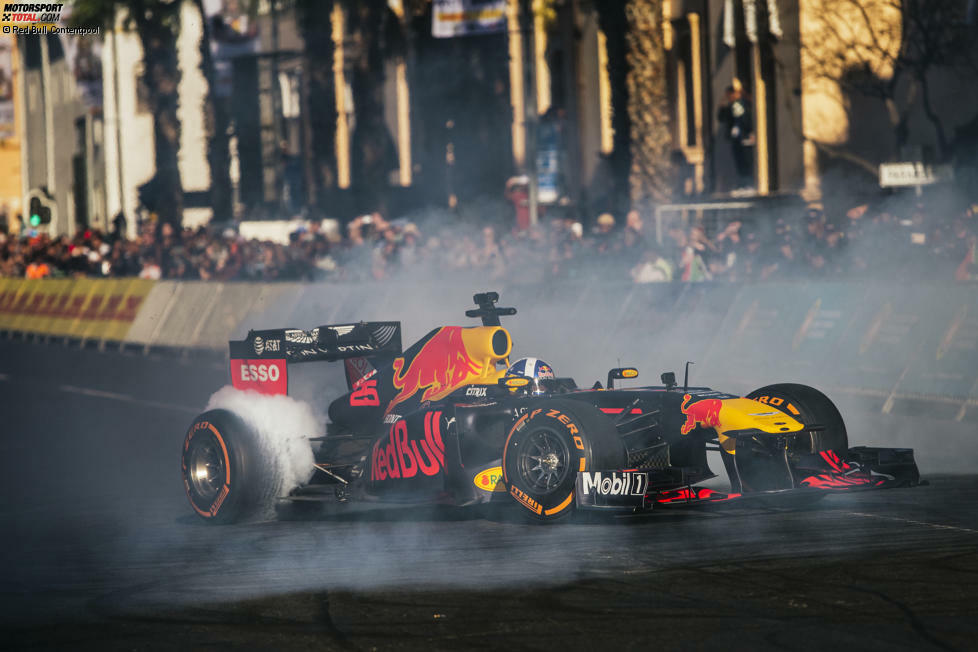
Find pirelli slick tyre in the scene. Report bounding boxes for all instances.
[746,383,849,457]
[746,384,849,508]
[181,409,273,524]
[502,400,624,522]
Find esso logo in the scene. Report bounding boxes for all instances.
[240,363,281,383]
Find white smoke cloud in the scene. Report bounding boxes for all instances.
[205,385,318,516]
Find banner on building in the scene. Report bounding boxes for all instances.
[203,0,260,56]
[64,37,103,110]
[203,0,261,97]
[537,119,561,204]
[0,38,14,140]
[432,0,507,38]
[56,5,104,111]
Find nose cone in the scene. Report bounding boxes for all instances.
[718,398,805,434]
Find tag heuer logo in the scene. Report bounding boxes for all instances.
[253,336,265,355]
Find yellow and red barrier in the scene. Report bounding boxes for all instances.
[0,278,155,341]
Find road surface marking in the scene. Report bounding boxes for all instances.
[59,384,199,414]
[847,511,978,535]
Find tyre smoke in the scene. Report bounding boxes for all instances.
[205,385,318,513]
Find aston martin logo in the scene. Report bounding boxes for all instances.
[371,324,398,347]
[330,325,356,337]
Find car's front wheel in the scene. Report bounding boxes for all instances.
[744,383,850,507]
[502,400,624,522]
[746,383,849,457]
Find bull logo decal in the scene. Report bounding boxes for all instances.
[387,327,482,415]
[680,393,723,435]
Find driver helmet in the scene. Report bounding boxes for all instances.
[506,357,556,395]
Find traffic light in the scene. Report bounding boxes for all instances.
[29,196,42,227]
[28,190,54,227]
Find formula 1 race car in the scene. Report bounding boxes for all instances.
[181,292,921,524]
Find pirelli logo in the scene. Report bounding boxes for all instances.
[509,485,543,514]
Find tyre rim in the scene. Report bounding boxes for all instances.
[791,431,818,457]
[517,428,570,494]
[188,434,226,502]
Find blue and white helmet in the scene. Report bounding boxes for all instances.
[507,357,556,380]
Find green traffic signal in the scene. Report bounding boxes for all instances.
[29,196,42,227]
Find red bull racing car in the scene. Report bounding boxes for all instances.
[181,292,921,524]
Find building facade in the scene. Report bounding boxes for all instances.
[18,31,107,236]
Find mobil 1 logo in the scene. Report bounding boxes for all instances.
[576,471,649,509]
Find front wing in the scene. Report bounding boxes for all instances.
[575,446,921,512]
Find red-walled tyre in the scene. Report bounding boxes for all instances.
[181,409,274,524]
[502,400,624,522]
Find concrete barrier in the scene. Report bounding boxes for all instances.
[2,277,976,419]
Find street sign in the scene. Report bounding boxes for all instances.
[879,162,954,187]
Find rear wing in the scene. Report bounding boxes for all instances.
[229,322,401,395]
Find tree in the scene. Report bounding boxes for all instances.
[346,0,404,214]
[294,0,404,215]
[594,1,632,214]
[73,0,185,228]
[801,0,978,173]
[624,0,673,203]
[194,0,233,223]
[595,0,674,209]
[295,0,338,205]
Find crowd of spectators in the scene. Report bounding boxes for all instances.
[1,197,976,284]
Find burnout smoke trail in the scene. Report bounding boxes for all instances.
[205,385,317,514]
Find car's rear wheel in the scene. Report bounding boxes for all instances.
[181,409,274,524]
[502,400,624,522]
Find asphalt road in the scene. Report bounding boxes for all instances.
[1,338,977,650]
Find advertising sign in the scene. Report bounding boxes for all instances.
[432,0,507,38]
[0,38,13,140]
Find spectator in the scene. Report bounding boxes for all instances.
[111,211,128,242]
[592,213,617,257]
[956,233,977,281]
[25,260,50,279]
[622,209,647,267]
[2,195,976,285]
[504,176,531,232]
[713,220,744,280]
[677,226,714,282]
[717,79,755,192]
[631,248,673,283]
